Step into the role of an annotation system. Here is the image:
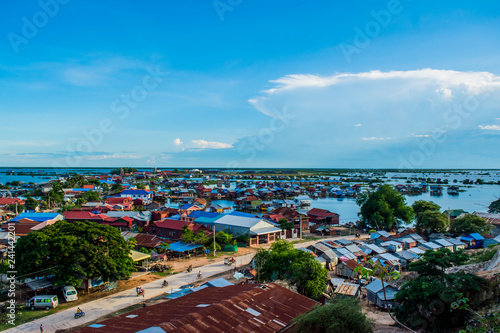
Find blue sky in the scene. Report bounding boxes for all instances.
[1,0,500,168]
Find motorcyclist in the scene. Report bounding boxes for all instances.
[162,280,168,287]
[197,271,202,279]
[76,307,82,314]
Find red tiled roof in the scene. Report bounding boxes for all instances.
[105,197,132,205]
[307,208,339,217]
[153,219,192,230]
[0,198,24,206]
[72,283,318,333]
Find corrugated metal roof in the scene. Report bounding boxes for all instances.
[334,283,359,296]
[72,283,318,333]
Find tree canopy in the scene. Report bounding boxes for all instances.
[254,240,328,299]
[291,297,374,333]
[278,218,294,230]
[488,198,500,214]
[356,185,414,229]
[16,220,134,287]
[450,214,492,236]
[394,248,486,331]
[412,200,441,215]
[415,210,450,235]
[24,196,39,211]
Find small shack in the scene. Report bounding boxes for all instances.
[366,279,398,309]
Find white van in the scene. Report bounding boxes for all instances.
[26,295,59,310]
[62,286,78,302]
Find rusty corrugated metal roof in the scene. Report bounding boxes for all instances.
[334,283,360,296]
[72,283,318,333]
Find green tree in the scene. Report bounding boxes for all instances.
[24,196,39,211]
[16,220,134,287]
[394,249,487,331]
[194,231,210,246]
[136,182,146,190]
[357,185,414,229]
[207,241,221,251]
[412,200,441,216]
[291,297,374,333]
[215,231,233,245]
[450,214,492,236]
[6,204,24,213]
[181,225,195,243]
[488,198,500,214]
[415,210,450,235]
[111,183,123,194]
[278,218,294,230]
[254,240,328,299]
[76,191,101,205]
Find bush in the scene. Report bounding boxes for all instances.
[291,297,374,333]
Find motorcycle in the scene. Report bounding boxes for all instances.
[137,289,145,297]
[74,311,85,319]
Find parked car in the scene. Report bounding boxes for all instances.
[63,285,78,302]
[26,295,59,310]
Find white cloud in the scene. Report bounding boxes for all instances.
[245,69,500,166]
[354,124,362,127]
[174,138,183,145]
[84,154,142,160]
[362,137,392,141]
[1,140,56,147]
[189,140,233,149]
[478,125,500,130]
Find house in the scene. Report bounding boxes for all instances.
[335,259,362,279]
[366,279,398,308]
[428,233,445,242]
[121,231,171,249]
[407,247,426,256]
[212,215,282,247]
[10,212,63,224]
[0,198,24,208]
[433,239,454,251]
[147,219,211,240]
[237,196,262,210]
[421,242,442,251]
[307,208,339,225]
[447,238,467,252]
[374,253,401,271]
[484,235,500,247]
[178,204,202,217]
[104,197,133,210]
[334,248,357,261]
[394,250,419,267]
[473,212,500,227]
[272,207,309,230]
[70,283,319,333]
[359,243,387,255]
[294,195,312,206]
[398,238,417,249]
[380,241,403,253]
[460,233,484,249]
[334,282,360,298]
[119,190,153,204]
[443,209,468,220]
[0,219,41,237]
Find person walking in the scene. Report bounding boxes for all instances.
[40,324,43,333]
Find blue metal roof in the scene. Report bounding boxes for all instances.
[180,204,194,210]
[188,211,221,219]
[11,213,61,222]
[469,233,484,240]
[229,211,256,218]
[120,190,150,195]
[168,242,203,253]
[203,278,234,288]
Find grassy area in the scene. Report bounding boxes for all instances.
[151,270,173,277]
[206,251,238,260]
[469,245,499,264]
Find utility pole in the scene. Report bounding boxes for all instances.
[299,215,303,240]
[213,223,216,256]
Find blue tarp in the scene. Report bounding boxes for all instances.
[168,242,203,252]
